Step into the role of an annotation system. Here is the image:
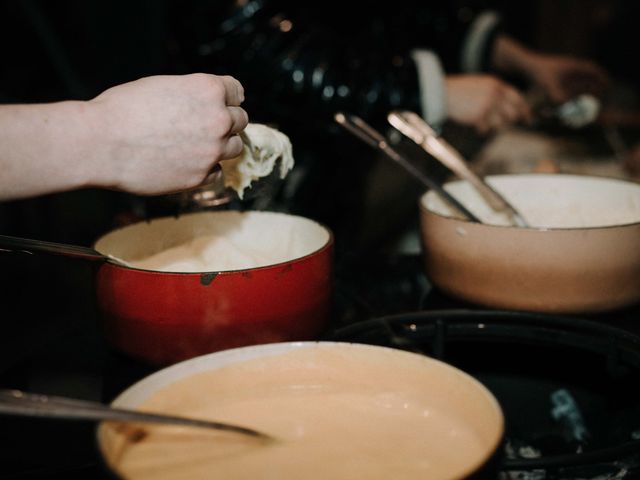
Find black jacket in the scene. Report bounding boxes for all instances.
[176,0,500,129]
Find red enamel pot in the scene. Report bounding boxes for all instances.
[93,211,333,366]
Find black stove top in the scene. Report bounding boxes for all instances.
[1,252,639,479]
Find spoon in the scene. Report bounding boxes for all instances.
[0,234,131,267]
[175,163,233,209]
[388,110,530,227]
[535,94,601,129]
[0,389,272,440]
[334,112,480,223]
[173,130,269,208]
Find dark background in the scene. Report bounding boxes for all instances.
[0,0,637,356]
[0,2,638,477]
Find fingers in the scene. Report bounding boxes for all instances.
[502,85,531,123]
[478,111,500,134]
[227,106,249,135]
[220,134,244,160]
[219,75,245,106]
[549,82,571,104]
[478,83,530,134]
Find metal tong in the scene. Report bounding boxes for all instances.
[387,111,529,227]
[0,389,272,440]
[334,112,480,222]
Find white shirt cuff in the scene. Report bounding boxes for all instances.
[410,49,447,127]
[460,11,501,73]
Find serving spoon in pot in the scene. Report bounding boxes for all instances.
[388,110,530,227]
[334,112,480,223]
[0,234,131,267]
[0,389,273,441]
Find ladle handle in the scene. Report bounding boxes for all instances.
[0,389,271,440]
[388,111,529,227]
[334,113,480,223]
[0,234,110,263]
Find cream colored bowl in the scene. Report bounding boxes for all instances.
[98,342,504,480]
[420,174,640,313]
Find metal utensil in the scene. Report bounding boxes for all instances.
[239,129,256,153]
[176,163,232,209]
[535,94,601,129]
[387,110,529,227]
[334,112,480,222]
[174,131,263,209]
[0,389,272,440]
[0,234,131,267]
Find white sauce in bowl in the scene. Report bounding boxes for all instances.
[94,211,330,272]
[423,174,640,228]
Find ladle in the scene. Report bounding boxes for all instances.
[0,389,272,440]
[0,234,131,267]
[334,112,480,223]
[388,110,529,227]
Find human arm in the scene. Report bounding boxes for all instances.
[0,73,248,201]
[491,35,609,103]
[183,2,527,132]
[445,74,531,134]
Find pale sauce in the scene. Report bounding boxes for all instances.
[104,347,492,480]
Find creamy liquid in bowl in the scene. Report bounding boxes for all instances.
[100,344,503,480]
[424,174,640,228]
[94,211,330,273]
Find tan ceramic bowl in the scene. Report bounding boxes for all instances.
[98,342,504,480]
[420,174,640,313]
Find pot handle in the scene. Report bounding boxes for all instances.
[0,234,113,264]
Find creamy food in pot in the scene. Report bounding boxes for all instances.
[126,212,328,272]
[424,174,640,228]
[130,233,289,272]
[222,123,294,199]
[101,346,498,480]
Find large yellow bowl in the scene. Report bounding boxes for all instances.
[98,342,504,480]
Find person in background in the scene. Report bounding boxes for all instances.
[0,73,248,201]
[177,1,608,248]
[180,1,608,134]
[0,1,610,244]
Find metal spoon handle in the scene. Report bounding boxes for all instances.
[0,234,131,267]
[0,234,111,262]
[334,112,480,222]
[0,389,271,440]
[388,111,529,227]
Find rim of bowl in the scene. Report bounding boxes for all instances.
[99,340,505,477]
[419,173,640,232]
[94,211,334,274]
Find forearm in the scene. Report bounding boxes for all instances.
[491,34,538,78]
[0,101,105,200]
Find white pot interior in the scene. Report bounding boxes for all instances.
[94,211,331,272]
[422,174,640,229]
